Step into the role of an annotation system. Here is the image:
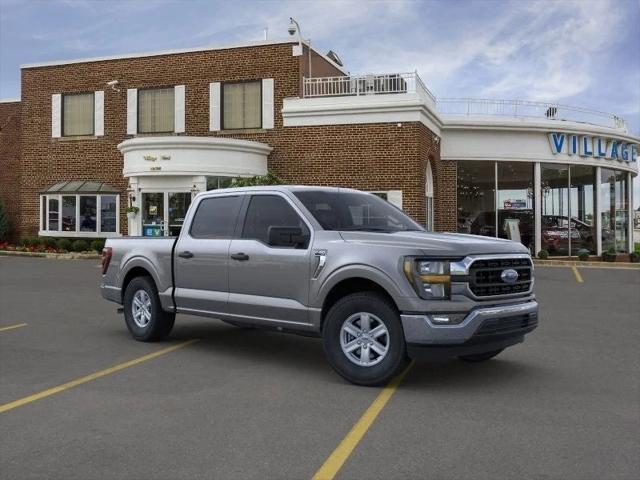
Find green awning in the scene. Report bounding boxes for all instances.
[41,181,120,194]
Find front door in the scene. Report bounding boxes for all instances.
[228,193,312,326]
[173,194,244,315]
[142,192,192,237]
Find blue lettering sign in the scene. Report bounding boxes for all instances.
[570,135,578,155]
[610,141,619,159]
[580,136,593,156]
[631,144,638,162]
[548,133,565,154]
[621,144,628,161]
[596,138,607,157]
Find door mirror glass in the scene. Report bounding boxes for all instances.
[268,226,309,248]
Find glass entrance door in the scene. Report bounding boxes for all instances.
[142,192,192,237]
[142,192,165,237]
[168,192,192,236]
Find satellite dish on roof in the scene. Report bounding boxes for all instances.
[326,50,343,67]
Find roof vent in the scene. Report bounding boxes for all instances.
[326,50,343,67]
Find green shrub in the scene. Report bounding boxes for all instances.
[577,250,589,261]
[606,245,616,254]
[57,238,72,252]
[537,249,549,260]
[71,239,89,252]
[90,239,105,253]
[20,236,38,247]
[230,171,283,187]
[41,236,58,248]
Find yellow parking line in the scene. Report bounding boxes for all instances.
[571,266,584,283]
[0,323,28,333]
[312,361,414,480]
[0,339,198,414]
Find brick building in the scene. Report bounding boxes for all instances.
[1,38,638,254]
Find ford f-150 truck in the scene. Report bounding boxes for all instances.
[101,186,538,385]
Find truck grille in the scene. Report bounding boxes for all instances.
[469,258,532,297]
[475,311,538,337]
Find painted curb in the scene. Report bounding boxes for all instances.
[534,259,640,269]
[0,250,101,260]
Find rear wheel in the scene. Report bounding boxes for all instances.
[458,349,503,363]
[322,292,408,386]
[123,276,175,342]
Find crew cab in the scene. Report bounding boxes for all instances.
[101,186,538,385]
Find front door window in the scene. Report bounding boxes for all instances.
[142,192,165,237]
[168,192,192,236]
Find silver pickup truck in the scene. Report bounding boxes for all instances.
[101,186,538,385]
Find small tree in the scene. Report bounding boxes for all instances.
[230,171,283,187]
[0,197,10,242]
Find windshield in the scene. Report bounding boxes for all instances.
[294,190,424,233]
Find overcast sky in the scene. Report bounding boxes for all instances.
[1,0,638,205]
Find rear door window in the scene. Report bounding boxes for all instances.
[189,195,243,239]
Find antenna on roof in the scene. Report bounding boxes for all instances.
[326,50,343,67]
[263,26,268,40]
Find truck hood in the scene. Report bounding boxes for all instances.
[339,231,530,257]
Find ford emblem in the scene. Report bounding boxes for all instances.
[501,269,519,283]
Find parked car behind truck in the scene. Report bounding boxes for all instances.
[101,186,538,386]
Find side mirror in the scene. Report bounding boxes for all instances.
[268,226,309,248]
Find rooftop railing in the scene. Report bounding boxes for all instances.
[301,73,627,132]
[436,98,628,131]
[302,72,436,102]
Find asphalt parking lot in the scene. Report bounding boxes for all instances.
[0,256,638,480]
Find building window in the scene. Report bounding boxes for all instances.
[63,92,94,136]
[497,162,534,252]
[222,81,261,129]
[425,162,434,231]
[138,88,175,133]
[457,161,496,237]
[62,196,76,232]
[601,169,628,253]
[206,176,234,190]
[40,193,119,237]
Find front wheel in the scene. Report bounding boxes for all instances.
[322,292,409,386]
[123,276,175,342]
[458,349,504,363]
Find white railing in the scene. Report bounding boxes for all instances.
[303,72,436,102]
[436,98,628,131]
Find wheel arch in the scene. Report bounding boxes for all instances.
[320,277,400,331]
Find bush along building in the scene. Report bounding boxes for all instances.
[0,38,638,256]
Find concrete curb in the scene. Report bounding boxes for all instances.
[534,259,640,269]
[0,250,101,260]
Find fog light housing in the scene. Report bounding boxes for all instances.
[430,313,467,325]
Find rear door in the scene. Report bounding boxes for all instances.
[227,193,313,326]
[173,194,244,315]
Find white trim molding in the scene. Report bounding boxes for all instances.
[262,78,275,129]
[126,88,137,135]
[118,136,271,178]
[94,90,104,136]
[51,94,61,138]
[174,85,186,133]
[282,93,442,136]
[209,82,221,131]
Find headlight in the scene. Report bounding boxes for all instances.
[403,258,452,299]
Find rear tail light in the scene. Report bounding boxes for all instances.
[101,247,112,274]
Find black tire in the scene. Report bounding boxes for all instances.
[322,292,409,386]
[123,276,175,342]
[458,349,504,363]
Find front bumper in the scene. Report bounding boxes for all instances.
[400,300,538,346]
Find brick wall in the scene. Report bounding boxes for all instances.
[0,101,21,241]
[13,41,448,237]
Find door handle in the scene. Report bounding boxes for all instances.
[178,251,194,259]
[230,252,250,261]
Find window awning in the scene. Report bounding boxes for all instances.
[41,181,120,194]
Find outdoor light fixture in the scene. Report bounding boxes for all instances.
[190,184,199,197]
[126,187,136,203]
[288,17,312,77]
